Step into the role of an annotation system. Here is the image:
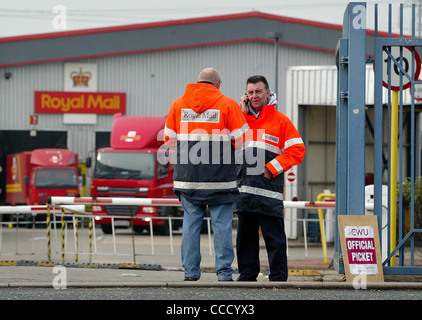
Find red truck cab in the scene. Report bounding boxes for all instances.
[6,148,79,206]
[91,114,181,234]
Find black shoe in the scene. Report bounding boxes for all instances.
[236,276,257,282]
[184,277,199,281]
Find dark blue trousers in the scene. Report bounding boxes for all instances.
[236,211,288,281]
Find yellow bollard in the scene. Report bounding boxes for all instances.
[389,90,398,266]
[61,208,65,263]
[89,217,93,263]
[46,205,51,262]
[317,193,335,264]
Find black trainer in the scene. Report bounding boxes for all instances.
[184,277,199,281]
[236,276,257,282]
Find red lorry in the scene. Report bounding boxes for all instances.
[5,148,80,207]
[91,113,182,234]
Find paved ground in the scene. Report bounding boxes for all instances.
[1,227,422,289]
[1,252,422,289]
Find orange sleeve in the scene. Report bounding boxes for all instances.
[265,118,305,177]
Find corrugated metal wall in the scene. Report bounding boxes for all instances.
[285,65,421,239]
[0,41,334,161]
[287,64,417,108]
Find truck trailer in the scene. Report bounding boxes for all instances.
[5,148,80,207]
[91,113,182,234]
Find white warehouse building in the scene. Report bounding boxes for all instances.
[0,12,388,239]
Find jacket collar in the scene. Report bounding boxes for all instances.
[247,104,276,119]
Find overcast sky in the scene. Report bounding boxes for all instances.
[0,0,418,38]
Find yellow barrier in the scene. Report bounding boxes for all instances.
[316,193,335,264]
[46,205,51,262]
[389,90,398,266]
[88,217,93,263]
[61,208,65,263]
[43,204,92,264]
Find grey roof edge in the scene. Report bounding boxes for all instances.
[0,11,380,67]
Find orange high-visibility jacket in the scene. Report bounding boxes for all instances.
[164,83,248,205]
[237,104,305,216]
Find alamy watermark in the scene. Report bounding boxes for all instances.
[352,5,366,30]
[52,5,67,30]
[352,274,367,289]
[52,265,67,289]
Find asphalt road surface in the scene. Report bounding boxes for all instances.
[1,286,421,300]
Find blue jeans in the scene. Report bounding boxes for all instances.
[180,194,234,281]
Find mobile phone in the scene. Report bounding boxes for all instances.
[244,93,250,107]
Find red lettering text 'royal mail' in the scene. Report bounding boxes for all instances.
[34,91,126,114]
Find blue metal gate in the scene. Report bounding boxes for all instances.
[335,2,422,275]
[334,1,367,274]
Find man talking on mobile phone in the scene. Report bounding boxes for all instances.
[236,75,305,282]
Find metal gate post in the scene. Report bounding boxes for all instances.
[334,2,367,273]
[373,3,385,258]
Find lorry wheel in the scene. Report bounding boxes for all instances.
[153,224,170,236]
[154,207,181,235]
[101,224,113,234]
[133,225,147,234]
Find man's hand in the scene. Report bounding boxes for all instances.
[263,167,273,179]
[239,95,249,114]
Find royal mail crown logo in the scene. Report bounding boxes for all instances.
[120,131,141,142]
[70,67,92,87]
[47,151,63,164]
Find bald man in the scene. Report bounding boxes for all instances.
[197,68,222,87]
[164,68,248,281]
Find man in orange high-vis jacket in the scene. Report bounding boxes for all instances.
[164,68,248,281]
[236,75,305,282]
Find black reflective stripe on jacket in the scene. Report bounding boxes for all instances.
[236,147,284,216]
[172,140,239,205]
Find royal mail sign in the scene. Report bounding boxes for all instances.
[34,91,126,114]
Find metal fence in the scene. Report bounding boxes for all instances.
[0,197,374,266]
